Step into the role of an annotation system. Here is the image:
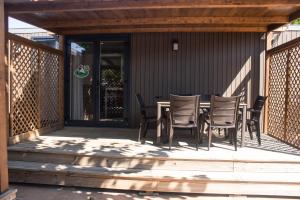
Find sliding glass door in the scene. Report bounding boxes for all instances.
[66,36,129,126]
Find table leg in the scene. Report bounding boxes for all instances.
[156,104,161,144]
[241,105,247,147]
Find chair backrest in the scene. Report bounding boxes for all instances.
[251,95,267,121]
[201,94,220,101]
[136,93,146,116]
[210,95,241,127]
[170,94,200,125]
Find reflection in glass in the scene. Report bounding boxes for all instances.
[99,41,126,120]
[70,42,94,120]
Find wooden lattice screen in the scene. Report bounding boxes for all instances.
[8,34,64,137]
[267,38,300,149]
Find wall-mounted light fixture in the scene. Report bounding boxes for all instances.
[172,39,178,51]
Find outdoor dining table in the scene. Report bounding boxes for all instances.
[156,101,248,147]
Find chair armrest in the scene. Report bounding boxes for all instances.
[247,108,261,113]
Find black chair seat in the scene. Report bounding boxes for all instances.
[201,95,241,151]
[245,95,267,146]
[168,95,201,150]
[172,123,197,128]
[205,119,235,128]
[136,94,158,143]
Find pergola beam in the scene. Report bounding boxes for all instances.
[268,9,300,32]
[5,0,300,14]
[289,9,300,22]
[60,26,267,35]
[44,16,288,29]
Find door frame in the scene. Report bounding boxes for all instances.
[64,34,131,127]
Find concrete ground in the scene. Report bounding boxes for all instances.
[11,184,298,200]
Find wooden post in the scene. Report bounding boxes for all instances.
[0,0,9,193]
[263,32,272,133]
[58,35,65,125]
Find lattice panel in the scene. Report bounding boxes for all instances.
[286,45,300,147]
[268,41,300,149]
[268,50,288,141]
[39,50,60,128]
[10,41,39,136]
[9,36,63,137]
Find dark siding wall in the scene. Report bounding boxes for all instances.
[129,32,265,127]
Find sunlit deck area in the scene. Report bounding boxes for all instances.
[7,127,300,197]
[8,127,300,162]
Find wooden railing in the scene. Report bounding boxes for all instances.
[266,37,300,149]
[8,33,64,142]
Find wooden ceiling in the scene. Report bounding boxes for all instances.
[4,0,300,34]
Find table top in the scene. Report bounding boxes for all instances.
[157,100,247,107]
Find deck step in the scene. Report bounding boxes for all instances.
[8,147,300,173]
[8,160,300,197]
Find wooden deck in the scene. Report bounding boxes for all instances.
[8,127,300,197]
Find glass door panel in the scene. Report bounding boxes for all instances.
[69,42,94,121]
[99,41,126,121]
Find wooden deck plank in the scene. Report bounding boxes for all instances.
[8,127,300,162]
[9,161,300,196]
[9,161,300,183]
[7,127,300,196]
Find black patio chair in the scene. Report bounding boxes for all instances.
[246,95,267,146]
[168,94,201,150]
[136,93,157,143]
[203,95,241,151]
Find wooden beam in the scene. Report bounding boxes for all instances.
[5,0,300,14]
[0,0,9,193]
[289,9,300,22]
[60,26,267,35]
[45,16,288,29]
[268,9,300,32]
[267,24,286,32]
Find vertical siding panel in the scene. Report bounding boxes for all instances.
[208,33,213,94]
[194,33,199,94]
[167,33,172,97]
[181,33,186,93]
[198,33,205,94]
[187,33,192,94]
[156,33,160,98]
[217,33,222,95]
[229,33,234,97]
[222,33,227,96]
[249,33,254,106]
[129,32,264,127]
[176,33,179,94]
[240,32,246,100]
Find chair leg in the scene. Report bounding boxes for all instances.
[196,127,199,151]
[199,117,205,144]
[224,128,229,139]
[229,129,233,145]
[255,121,261,146]
[169,127,174,150]
[233,128,238,151]
[138,122,143,142]
[247,123,253,140]
[141,122,148,144]
[208,126,212,151]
